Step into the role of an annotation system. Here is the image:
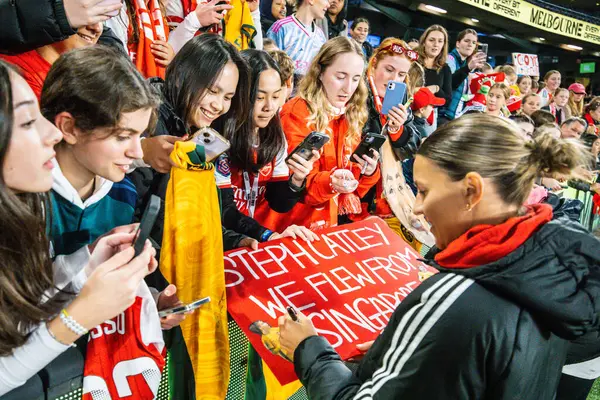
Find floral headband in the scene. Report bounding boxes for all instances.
[382,43,419,61]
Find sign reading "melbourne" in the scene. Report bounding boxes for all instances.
[458,0,600,46]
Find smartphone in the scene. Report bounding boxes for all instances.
[477,43,488,56]
[286,131,330,162]
[133,195,161,257]
[189,127,231,162]
[99,0,122,17]
[352,132,386,161]
[381,81,407,115]
[158,297,211,318]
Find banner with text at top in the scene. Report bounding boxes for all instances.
[224,218,437,385]
[458,0,600,46]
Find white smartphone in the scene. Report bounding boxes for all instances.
[158,297,211,318]
[189,127,231,162]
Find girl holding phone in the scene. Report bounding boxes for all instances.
[360,38,433,250]
[216,49,319,241]
[0,60,157,396]
[273,36,380,231]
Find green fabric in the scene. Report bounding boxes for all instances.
[244,344,267,400]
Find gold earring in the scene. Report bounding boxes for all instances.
[465,203,472,212]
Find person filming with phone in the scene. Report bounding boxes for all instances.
[270,37,380,232]
[445,29,487,121]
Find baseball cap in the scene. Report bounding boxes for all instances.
[568,83,586,95]
[411,87,446,111]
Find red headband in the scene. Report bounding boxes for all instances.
[381,43,419,61]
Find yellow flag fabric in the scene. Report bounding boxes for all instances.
[224,0,257,50]
[262,363,303,400]
[160,141,229,399]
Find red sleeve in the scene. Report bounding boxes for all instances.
[281,100,337,206]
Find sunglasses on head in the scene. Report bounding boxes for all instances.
[382,44,419,62]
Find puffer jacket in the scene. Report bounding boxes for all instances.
[0,0,75,54]
[293,213,600,399]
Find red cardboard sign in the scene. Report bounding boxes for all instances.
[224,218,437,385]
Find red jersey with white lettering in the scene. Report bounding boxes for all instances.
[215,145,289,221]
[82,297,165,400]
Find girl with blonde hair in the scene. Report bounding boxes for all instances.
[274,36,380,230]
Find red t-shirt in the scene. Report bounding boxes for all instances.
[0,50,52,101]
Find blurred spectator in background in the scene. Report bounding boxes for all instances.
[584,97,600,135]
[568,83,586,117]
[406,38,419,50]
[560,117,588,140]
[521,93,542,117]
[263,38,279,52]
[317,0,347,40]
[260,0,287,33]
[518,75,532,97]
[543,88,570,125]
[417,25,451,132]
[445,28,485,120]
[268,50,295,105]
[539,70,561,107]
[350,17,373,59]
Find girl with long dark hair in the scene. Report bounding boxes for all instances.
[0,60,157,395]
[217,49,319,241]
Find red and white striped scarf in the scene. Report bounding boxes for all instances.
[129,0,168,78]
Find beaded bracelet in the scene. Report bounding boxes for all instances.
[59,309,88,336]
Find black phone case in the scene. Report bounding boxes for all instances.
[286,132,330,162]
[352,133,386,160]
[133,195,161,256]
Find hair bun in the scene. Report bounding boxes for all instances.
[526,133,588,177]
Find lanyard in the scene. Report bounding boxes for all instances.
[243,171,260,218]
[368,73,387,127]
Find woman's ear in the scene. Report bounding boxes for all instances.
[463,171,484,209]
[53,112,79,145]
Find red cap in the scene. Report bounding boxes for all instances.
[411,87,446,111]
[568,83,586,95]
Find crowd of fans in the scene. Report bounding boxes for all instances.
[1,0,600,399]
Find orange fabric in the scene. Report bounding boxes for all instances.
[268,97,380,231]
[0,51,51,101]
[387,125,404,142]
[129,0,168,79]
[435,204,552,268]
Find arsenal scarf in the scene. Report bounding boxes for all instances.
[129,0,168,79]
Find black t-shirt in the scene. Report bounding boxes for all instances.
[423,64,452,107]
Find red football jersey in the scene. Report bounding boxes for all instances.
[82,297,165,400]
